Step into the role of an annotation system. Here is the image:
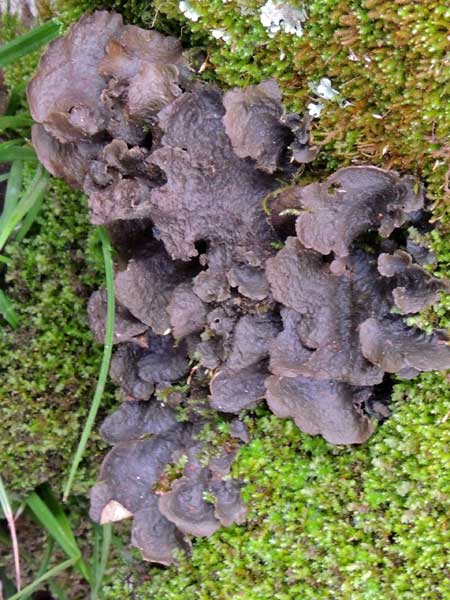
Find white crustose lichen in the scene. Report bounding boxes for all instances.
[211,28,231,43]
[260,0,307,38]
[179,0,200,22]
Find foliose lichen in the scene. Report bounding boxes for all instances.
[26,10,450,565]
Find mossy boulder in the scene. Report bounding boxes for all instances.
[1,1,449,595]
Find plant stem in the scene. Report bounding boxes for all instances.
[63,226,115,501]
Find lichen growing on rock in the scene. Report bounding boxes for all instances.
[27,11,450,565]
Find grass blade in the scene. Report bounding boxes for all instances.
[0,160,23,229]
[0,140,21,150]
[0,173,9,183]
[6,85,27,116]
[0,20,62,68]
[0,115,32,133]
[63,227,115,502]
[25,492,90,582]
[37,485,78,553]
[0,164,48,252]
[0,145,36,162]
[15,193,44,242]
[25,492,79,557]
[20,539,54,600]
[0,475,21,592]
[7,557,77,600]
[91,524,112,600]
[0,289,19,328]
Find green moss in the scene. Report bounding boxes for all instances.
[0,178,114,496]
[102,368,450,599]
[0,0,122,499]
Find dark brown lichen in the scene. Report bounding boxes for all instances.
[292,166,424,257]
[265,375,374,445]
[360,318,450,376]
[377,250,448,314]
[266,239,387,386]
[222,79,293,173]
[28,11,450,565]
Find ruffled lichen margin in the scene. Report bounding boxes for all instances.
[1,0,449,597]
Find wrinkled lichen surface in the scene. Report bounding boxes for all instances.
[27,11,450,566]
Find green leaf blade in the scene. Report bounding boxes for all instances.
[0,164,48,252]
[0,20,62,68]
[63,227,115,502]
[25,492,90,582]
[0,145,36,162]
[91,524,112,600]
[0,114,33,133]
[0,159,23,230]
[7,557,77,600]
[0,289,20,328]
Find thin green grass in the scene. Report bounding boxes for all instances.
[0,481,113,598]
[0,163,48,252]
[91,524,112,600]
[0,141,36,163]
[0,19,62,68]
[7,557,78,600]
[0,160,23,230]
[0,474,21,592]
[63,226,115,502]
[0,144,36,162]
[0,115,33,133]
[15,188,44,241]
[26,490,90,582]
[0,289,19,327]
[38,485,83,555]
[0,142,42,330]
[0,161,23,327]
[0,140,21,148]
[0,162,48,325]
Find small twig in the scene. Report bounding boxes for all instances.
[151,8,159,28]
